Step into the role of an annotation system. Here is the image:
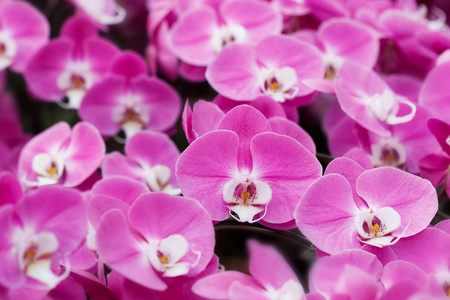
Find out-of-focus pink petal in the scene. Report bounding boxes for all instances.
[179,63,206,82]
[60,16,98,44]
[2,2,49,72]
[419,62,450,120]
[169,7,218,66]
[182,101,195,143]
[221,0,282,45]
[78,76,125,136]
[91,176,148,205]
[390,228,450,274]
[16,186,87,257]
[428,118,450,155]
[319,18,379,68]
[381,260,429,291]
[192,271,261,300]
[248,240,299,290]
[0,205,25,288]
[70,269,119,300]
[0,171,22,206]
[24,39,73,101]
[110,52,147,79]
[102,152,143,182]
[309,249,383,293]
[131,76,181,132]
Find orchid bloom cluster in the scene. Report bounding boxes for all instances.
[2,0,450,299]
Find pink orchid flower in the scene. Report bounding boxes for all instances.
[193,240,305,300]
[308,249,383,299]
[169,0,282,67]
[79,51,181,139]
[335,62,417,137]
[95,193,215,291]
[102,130,181,195]
[0,1,49,73]
[206,35,324,103]
[328,108,440,174]
[18,122,105,188]
[177,105,321,228]
[24,16,120,109]
[0,185,87,290]
[302,18,380,94]
[295,165,437,254]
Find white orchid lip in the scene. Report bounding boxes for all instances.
[57,61,94,109]
[356,207,403,247]
[30,153,65,186]
[367,89,416,125]
[211,24,248,53]
[223,178,272,223]
[144,164,181,195]
[74,0,126,25]
[113,94,149,139]
[145,234,200,278]
[0,31,17,70]
[266,279,305,300]
[322,53,344,80]
[370,137,407,169]
[14,230,68,288]
[259,67,299,103]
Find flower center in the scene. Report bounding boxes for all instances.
[14,230,64,288]
[113,94,149,138]
[57,62,93,109]
[0,32,17,70]
[223,178,272,223]
[144,164,181,195]
[356,207,402,247]
[146,234,198,278]
[211,24,248,53]
[31,153,64,186]
[370,138,407,169]
[260,67,299,103]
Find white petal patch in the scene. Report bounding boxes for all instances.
[31,153,65,186]
[211,23,248,53]
[370,137,407,169]
[267,279,305,300]
[26,259,61,289]
[223,178,272,223]
[259,67,299,103]
[57,62,94,109]
[146,234,192,277]
[367,89,416,125]
[145,164,179,194]
[0,31,17,70]
[356,207,402,247]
